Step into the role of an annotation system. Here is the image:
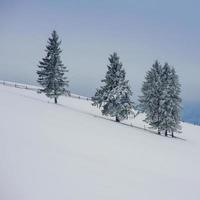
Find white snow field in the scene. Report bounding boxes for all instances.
[0,84,200,200]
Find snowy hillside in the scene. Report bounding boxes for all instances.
[1,84,200,200]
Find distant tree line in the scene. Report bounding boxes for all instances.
[37,30,182,137]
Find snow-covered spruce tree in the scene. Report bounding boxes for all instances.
[159,63,172,136]
[37,30,69,104]
[139,61,182,137]
[160,64,182,137]
[139,61,163,134]
[169,67,182,137]
[92,52,134,122]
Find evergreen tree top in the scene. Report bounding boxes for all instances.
[103,52,126,87]
[107,52,123,71]
[46,30,62,55]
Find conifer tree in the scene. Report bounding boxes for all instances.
[139,61,182,137]
[139,61,163,134]
[160,64,182,137]
[160,63,172,136]
[37,30,69,104]
[92,52,134,122]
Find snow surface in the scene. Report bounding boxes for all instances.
[0,84,200,200]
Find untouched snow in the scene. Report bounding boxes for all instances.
[0,85,200,200]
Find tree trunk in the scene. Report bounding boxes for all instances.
[54,97,57,104]
[165,130,168,137]
[172,132,174,138]
[116,116,120,123]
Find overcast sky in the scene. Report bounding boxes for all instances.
[0,0,200,102]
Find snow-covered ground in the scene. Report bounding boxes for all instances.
[0,84,200,200]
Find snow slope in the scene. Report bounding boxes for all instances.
[0,84,200,200]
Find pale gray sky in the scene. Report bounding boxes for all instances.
[0,0,200,102]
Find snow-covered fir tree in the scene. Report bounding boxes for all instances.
[139,61,182,137]
[160,64,182,137]
[92,52,134,122]
[159,63,172,136]
[139,61,163,134]
[37,30,69,104]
